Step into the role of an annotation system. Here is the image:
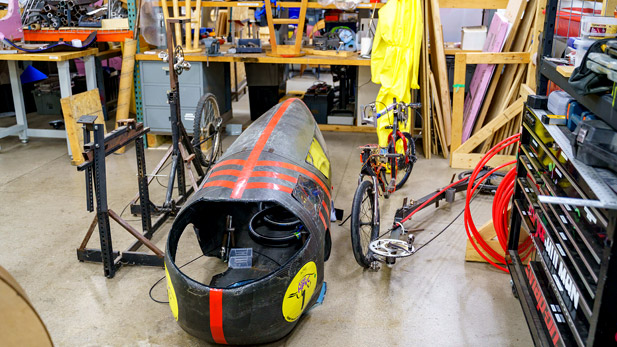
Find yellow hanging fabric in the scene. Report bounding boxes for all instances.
[371,0,423,148]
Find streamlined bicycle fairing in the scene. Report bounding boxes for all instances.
[165,98,332,345]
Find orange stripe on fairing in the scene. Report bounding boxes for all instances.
[321,200,330,229]
[251,171,297,183]
[212,159,246,170]
[230,99,295,199]
[318,210,327,229]
[203,180,236,189]
[256,160,331,201]
[209,288,227,344]
[245,182,293,194]
[210,169,242,178]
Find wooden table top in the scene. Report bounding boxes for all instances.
[0,47,98,62]
[136,48,373,66]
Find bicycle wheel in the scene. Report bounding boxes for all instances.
[387,132,416,190]
[350,180,379,268]
[192,93,222,169]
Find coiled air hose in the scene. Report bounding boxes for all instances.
[463,133,533,273]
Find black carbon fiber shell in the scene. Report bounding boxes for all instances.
[165,99,332,345]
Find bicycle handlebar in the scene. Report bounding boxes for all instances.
[374,102,421,119]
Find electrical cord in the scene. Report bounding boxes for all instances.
[375,187,480,242]
[149,247,283,303]
[410,192,479,254]
[149,254,205,304]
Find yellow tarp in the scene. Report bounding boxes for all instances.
[371,0,423,148]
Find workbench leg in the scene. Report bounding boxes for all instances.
[57,60,73,156]
[84,55,97,91]
[7,61,28,143]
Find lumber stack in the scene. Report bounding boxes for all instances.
[421,0,541,162]
[422,0,451,159]
[469,0,542,155]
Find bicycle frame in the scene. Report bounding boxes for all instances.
[350,100,420,270]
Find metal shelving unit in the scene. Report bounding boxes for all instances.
[508,0,617,344]
[539,59,617,131]
[508,103,617,346]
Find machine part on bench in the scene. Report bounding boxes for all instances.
[3,30,97,52]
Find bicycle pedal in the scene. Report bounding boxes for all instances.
[386,256,396,267]
[407,234,416,247]
[369,261,381,272]
[386,179,396,192]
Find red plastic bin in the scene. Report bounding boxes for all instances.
[555,7,601,38]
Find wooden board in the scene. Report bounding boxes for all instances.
[421,0,432,159]
[0,266,53,347]
[526,0,547,91]
[304,48,357,58]
[427,0,452,146]
[465,212,530,265]
[60,89,107,166]
[482,0,536,129]
[430,71,449,158]
[101,18,130,29]
[0,48,98,61]
[460,12,511,142]
[465,219,505,264]
[556,65,575,77]
[136,49,373,66]
[318,124,375,133]
[482,17,535,152]
[470,0,528,136]
[455,97,524,154]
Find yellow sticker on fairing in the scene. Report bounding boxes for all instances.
[282,261,318,322]
[165,264,179,321]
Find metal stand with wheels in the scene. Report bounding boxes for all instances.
[129,18,222,216]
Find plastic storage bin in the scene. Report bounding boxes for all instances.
[556,6,601,37]
[587,52,617,82]
[573,38,594,67]
[31,89,62,116]
[548,90,574,115]
[581,15,617,39]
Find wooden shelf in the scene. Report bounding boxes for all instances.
[136,49,373,66]
[318,124,374,133]
[156,1,384,9]
[155,0,507,9]
[23,28,133,43]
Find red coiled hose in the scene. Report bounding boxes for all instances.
[464,133,531,273]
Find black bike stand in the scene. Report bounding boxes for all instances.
[76,117,165,278]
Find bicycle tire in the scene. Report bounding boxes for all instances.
[350,180,379,268]
[387,132,416,190]
[192,93,222,169]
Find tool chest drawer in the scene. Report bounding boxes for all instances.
[508,101,617,347]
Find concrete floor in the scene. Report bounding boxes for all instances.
[0,75,533,346]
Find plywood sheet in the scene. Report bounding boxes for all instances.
[60,89,107,166]
[461,12,510,141]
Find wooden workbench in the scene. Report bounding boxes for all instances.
[0,48,98,62]
[0,48,99,151]
[135,46,478,66]
[136,49,373,66]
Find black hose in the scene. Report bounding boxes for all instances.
[249,205,307,247]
